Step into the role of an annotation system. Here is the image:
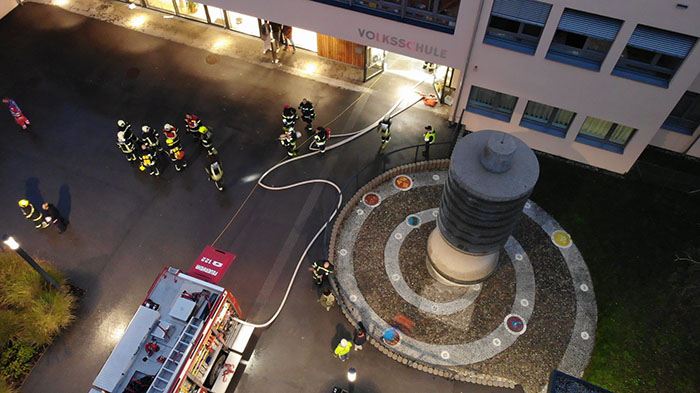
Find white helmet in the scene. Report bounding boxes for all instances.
[117,120,126,127]
[117,131,125,142]
[164,123,173,131]
[340,339,348,346]
[142,125,151,132]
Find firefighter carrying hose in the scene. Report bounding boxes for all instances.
[378,115,392,154]
[314,126,330,154]
[298,98,315,134]
[308,259,334,286]
[205,148,224,191]
[18,199,48,229]
[279,130,298,157]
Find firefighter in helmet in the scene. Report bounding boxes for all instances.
[162,123,179,143]
[141,125,163,153]
[117,129,137,162]
[279,131,298,157]
[423,125,436,159]
[205,148,224,191]
[184,113,201,140]
[199,125,214,151]
[308,259,334,286]
[298,98,315,134]
[18,199,48,229]
[378,115,392,154]
[166,137,187,172]
[282,105,299,130]
[139,144,160,176]
[314,126,330,154]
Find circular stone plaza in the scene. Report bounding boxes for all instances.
[329,160,597,393]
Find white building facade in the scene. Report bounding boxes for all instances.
[7,0,700,173]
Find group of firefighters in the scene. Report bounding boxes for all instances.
[116,114,224,191]
[279,98,437,158]
[279,98,331,157]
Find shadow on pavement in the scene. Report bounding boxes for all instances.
[24,177,45,207]
[58,183,71,222]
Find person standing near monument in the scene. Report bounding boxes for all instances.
[318,288,335,311]
[334,338,352,361]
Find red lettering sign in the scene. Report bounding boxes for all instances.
[188,246,236,284]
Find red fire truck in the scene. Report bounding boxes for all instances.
[89,247,253,393]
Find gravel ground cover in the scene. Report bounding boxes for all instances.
[349,180,579,393]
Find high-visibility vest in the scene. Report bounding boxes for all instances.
[424,130,435,143]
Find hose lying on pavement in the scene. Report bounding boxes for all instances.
[232,79,427,328]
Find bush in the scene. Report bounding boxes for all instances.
[0,311,19,353]
[0,378,17,393]
[17,290,76,346]
[0,340,35,381]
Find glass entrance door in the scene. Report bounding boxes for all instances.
[364,46,386,82]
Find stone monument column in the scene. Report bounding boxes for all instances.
[426,130,539,285]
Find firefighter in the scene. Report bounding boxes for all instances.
[308,259,334,286]
[422,62,436,73]
[282,105,298,130]
[18,199,48,229]
[165,136,187,171]
[423,125,436,159]
[139,144,160,176]
[199,125,214,151]
[205,148,224,191]
[141,125,163,153]
[378,115,392,154]
[3,98,31,130]
[314,126,330,154]
[162,123,179,143]
[117,129,137,162]
[298,98,315,133]
[279,131,297,157]
[117,120,137,143]
[184,113,201,140]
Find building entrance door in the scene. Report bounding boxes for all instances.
[364,46,386,82]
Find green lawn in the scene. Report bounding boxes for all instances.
[531,150,700,393]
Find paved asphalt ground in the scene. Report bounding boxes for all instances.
[0,4,521,393]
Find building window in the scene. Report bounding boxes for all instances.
[546,9,622,71]
[312,0,460,33]
[662,91,700,135]
[466,86,518,122]
[520,101,575,137]
[613,25,697,87]
[575,117,636,153]
[483,0,552,55]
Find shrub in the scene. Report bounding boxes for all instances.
[0,310,19,353]
[0,378,17,393]
[0,340,35,381]
[17,290,76,346]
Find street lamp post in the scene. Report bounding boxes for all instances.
[347,367,357,393]
[2,235,63,293]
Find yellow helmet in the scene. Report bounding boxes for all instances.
[18,199,29,207]
[166,138,175,146]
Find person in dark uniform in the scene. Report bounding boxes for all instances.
[378,115,392,154]
[42,202,67,233]
[198,125,214,151]
[298,98,315,134]
[205,148,224,192]
[314,126,330,154]
[309,259,334,286]
[279,131,298,157]
[141,125,163,153]
[184,113,201,140]
[282,105,299,130]
[18,199,48,229]
[139,144,160,176]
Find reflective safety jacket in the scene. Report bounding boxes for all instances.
[185,116,201,132]
[378,119,391,138]
[207,161,223,181]
[314,128,329,145]
[282,107,299,128]
[21,203,43,222]
[334,342,352,356]
[142,131,160,148]
[424,129,436,144]
[298,101,315,122]
[117,131,136,153]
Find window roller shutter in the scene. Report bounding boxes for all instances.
[557,9,622,41]
[627,25,697,58]
[491,0,552,26]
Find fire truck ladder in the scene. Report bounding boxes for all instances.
[147,318,204,393]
